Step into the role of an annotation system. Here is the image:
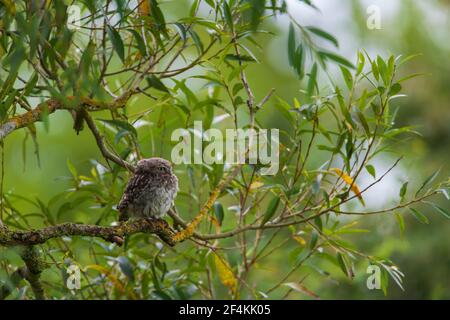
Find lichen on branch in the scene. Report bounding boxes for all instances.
[0,218,177,247]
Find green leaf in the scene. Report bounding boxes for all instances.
[153,290,172,300]
[128,29,147,56]
[146,75,169,93]
[173,22,187,41]
[213,202,225,226]
[309,231,318,249]
[224,54,256,62]
[399,182,408,199]
[287,23,296,66]
[97,119,137,137]
[66,158,78,180]
[22,73,39,97]
[340,66,353,90]
[356,51,365,75]
[388,83,402,96]
[355,109,370,136]
[428,203,450,219]
[149,0,167,35]
[314,216,323,232]
[117,256,135,282]
[370,58,379,81]
[409,208,429,224]
[395,212,405,236]
[336,252,350,278]
[107,25,125,62]
[249,0,265,31]
[306,26,339,48]
[222,1,233,31]
[274,98,295,125]
[319,51,355,69]
[377,55,389,86]
[4,41,26,74]
[262,197,280,225]
[365,165,376,179]
[415,169,440,197]
[188,29,204,54]
[306,63,318,97]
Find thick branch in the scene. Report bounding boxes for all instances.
[19,246,46,300]
[0,218,176,247]
[0,91,134,141]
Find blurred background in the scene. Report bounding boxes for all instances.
[2,0,449,299]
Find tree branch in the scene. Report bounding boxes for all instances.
[19,246,46,300]
[0,218,177,247]
[82,110,136,173]
[0,91,134,141]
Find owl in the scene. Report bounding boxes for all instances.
[117,157,178,221]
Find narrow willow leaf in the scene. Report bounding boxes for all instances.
[283,282,320,299]
[117,256,135,282]
[262,197,280,225]
[356,51,365,75]
[222,1,233,31]
[428,203,450,219]
[356,109,370,136]
[213,202,225,226]
[395,212,405,236]
[309,231,318,249]
[214,253,237,295]
[287,23,296,66]
[336,252,350,278]
[128,29,147,56]
[399,182,408,199]
[107,25,125,62]
[97,119,137,137]
[331,168,365,206]
[307,63,318,97]
[224,54,256,62]
[306,26,339,47]
[146,75,169,92]
[314,216,323,232]
[319,51,355,69]
[415,169,440,197]
[340,66,353,90]
[398,73,427,83]
[409,208,429,224]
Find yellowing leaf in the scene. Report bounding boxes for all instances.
[284,282,320,299]
[293,235,306,246]
[86,264,125,293]
[85,264,137,299]
[249,181,264,191]
[214,253,237,296]
[1,0,16,14]
[208,215,221,230]
[331,168,365,206]
[138,0,150,16]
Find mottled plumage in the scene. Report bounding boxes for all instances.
[117,158,178,221]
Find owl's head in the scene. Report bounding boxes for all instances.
[136,157,173,174]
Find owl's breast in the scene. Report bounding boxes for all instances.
[130,172,178,218]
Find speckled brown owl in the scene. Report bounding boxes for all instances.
[117,157,178,221]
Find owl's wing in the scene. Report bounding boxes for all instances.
[117,173,149,220]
